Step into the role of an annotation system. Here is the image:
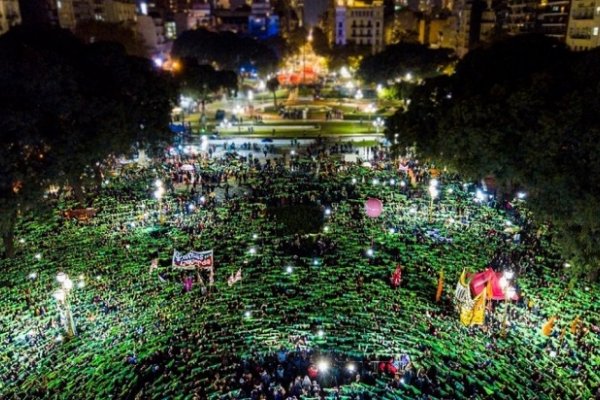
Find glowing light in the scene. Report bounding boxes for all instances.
[366,248,374,257]
[63,278,73,291]
[244,311,251,318]
[506,287,516,299]
[324,226,330,232]
[447,188,453,194]
[503,270,514,280]
[55,334,63,342]
[517,192,526,199]
[290,150,296,156]
[372,179,379,185]
[563,262,571,268]
[549,350,557,358]
[154,179,163,188]
[35,253,42,260]
[77,280,85,289]
[499,277,508,289]
[53,289,66,302]
[313,259,319,266]
[286,266,293,274]
[19,238,25,244]
[389,179,396,185]
[352,178,357,184]
[389,228,396,234]
[28,272,37,280]
[400,181,406,187]
[249,247,256,255]
[324,208,332,216]
[347,363,356,372]
[317,329,324,337]
[56,272,67,283]
[475,189,485,202]
[317,359,329,371]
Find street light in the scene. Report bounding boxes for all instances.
[54,272,76,337]
[233,105,243,133]
[365,103,375,121]
[428,180,439,222]
[372,117,384,133]
[355,89,363,101]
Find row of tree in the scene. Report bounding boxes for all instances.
[171,29,278,74]
[0,27,176,257]
[387,35,600,280]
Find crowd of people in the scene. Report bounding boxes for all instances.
[0,139,598,400]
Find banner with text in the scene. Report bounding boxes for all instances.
[172,250,214,270]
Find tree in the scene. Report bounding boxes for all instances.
[75,20,146,57]
[0,27,176,257]
[171,29,278,74]
[267,77,280,107]
[357,43,454,84]
[176,58,238,98]
[310,26,330,57]
[387,34,600,280]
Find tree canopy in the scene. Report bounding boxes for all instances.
[0,27,176,256]
[171,29,278,74]
[357,43,454,84]
[387,34,600,280]
[176,58,238,98]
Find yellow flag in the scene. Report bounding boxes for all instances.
[470,289,486,325]
[435,270,444,303]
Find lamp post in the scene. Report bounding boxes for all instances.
[428,179,439,222]
[372,117,384,134]
[233,105,243,133]
[154,179,165,223]
[366,103,375,121]
[54,272,76,337]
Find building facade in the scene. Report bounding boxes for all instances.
[0,0,20,34]
[334,0,385,53]
[566,0,600,49]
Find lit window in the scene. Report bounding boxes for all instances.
[594,27,599,35]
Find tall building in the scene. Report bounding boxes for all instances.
[54,0,137,29]
[455,0,495,56]
[566,0,600,49]
[536,0,570,40]
[18,0,58,27]
[505,0,538,35]
[333,0,385,53]
[248,0,279,38]
[0,0,20,34]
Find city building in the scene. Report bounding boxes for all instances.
[0,0,20,34]
[418,13,459,49]
[174,1,212,34]
[536,0,571,40]
[53,0,137,29]
[505,0,538,35]
[455,0,495,56]
[137,12,169,54]
[333,0,385,53]
[248,0,279,38]
[566,0,600,49]
[213,7,250,33]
